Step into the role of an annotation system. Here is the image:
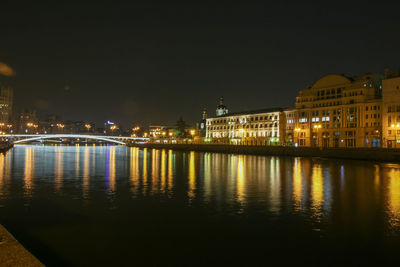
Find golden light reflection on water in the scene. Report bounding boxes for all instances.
[188,151,196,200]
[203,153,211,202]
[388,169,400,227]
[311,165,323,220]
[236,155,245,204]
[107,146,116,198]
[0,153,4,198]
[24,147,35,199]
[7,145,400,236]
[54,146,63,193]
[269,157,281,213]
[130,147,140,195]
[293,158,303,211]
[142,148,148,195]
[151,149,160,194]
[161,149,166,192]
[168,150,173,190]
[82,146,90,199]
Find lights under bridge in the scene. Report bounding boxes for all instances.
[2,134,149,145]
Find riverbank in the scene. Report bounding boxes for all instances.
[0,224,43,266]
[130,143,400,162]
[0,142,13,153]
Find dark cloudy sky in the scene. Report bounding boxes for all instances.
[1,1,400,127]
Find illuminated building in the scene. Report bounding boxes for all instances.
[293,73,384,148]
[19,108,37,133]
[0,79,13,125]
[206,105,286,145]
[382,69,400,148]
[205,70,400,148]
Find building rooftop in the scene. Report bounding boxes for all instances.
[208,107,285,119]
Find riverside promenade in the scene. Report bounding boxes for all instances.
[131,143,400,162]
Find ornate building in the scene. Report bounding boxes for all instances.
[204,70,400,148]
[206,98,285,145]
[293,73,383,148]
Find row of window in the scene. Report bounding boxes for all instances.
[207,115,278,125]
[387,105,400,113]
[207,122,278,131]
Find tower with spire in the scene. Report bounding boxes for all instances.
[216,97,228,116]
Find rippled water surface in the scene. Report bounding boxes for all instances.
[1,145,400,266]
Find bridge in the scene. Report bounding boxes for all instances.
[1,134,149,145]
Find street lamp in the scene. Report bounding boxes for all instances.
[313,124,322,147]
[391,124,400,148]
[294,127,301,147]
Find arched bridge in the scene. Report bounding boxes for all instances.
[2,134,149,145]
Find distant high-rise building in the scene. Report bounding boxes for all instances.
[18,108,37,133]
[0,76,13,124]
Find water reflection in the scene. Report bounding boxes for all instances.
[106,146,116,199]
[2,145,400,239]
[311,165,324,220]
[188,151,196,200]
[388,169,400,228]
[83,146,90,199]
[292,158,303,211]
[24,147,35,199]
[54,146,63,193]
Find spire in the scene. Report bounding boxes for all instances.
[219,97,224,106]
[202,107,207,120]
[216,96,228,116]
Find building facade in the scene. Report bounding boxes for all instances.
[206,105,286,145]
[293,73,383,148]
[0,80,13,125]
[205,70,400,148]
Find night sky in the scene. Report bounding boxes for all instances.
[2,1,400,128]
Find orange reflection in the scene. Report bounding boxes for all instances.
[311,164,323,219]
[130,147,139,195]
[107,146,116,197]
[83,146,90,199]
[269,157,281,213]
[203,153,211,202]
[388,169,400,227]
[188,151,196,200]
[0,153,5,198]
[24,147,35,199]
[151,149,160,194]
[54,146,63,193]
[142,148,148,194]
[161,149,166,192]
[293,158,303,211]
[236,155,245,204]
[167,150,173,190]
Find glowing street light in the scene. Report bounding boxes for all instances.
[85,124,91,131]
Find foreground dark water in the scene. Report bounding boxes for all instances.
[1,145,400,266]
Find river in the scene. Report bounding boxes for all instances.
[0,145,400,266]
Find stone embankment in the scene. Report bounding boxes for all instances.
[0,225,44,266]
[0,142,13,153]
[130,143,400,162]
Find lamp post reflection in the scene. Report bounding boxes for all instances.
[24,147,35,200]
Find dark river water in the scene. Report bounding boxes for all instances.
[1,145,400,266]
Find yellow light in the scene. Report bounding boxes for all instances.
[190,130,195,136]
